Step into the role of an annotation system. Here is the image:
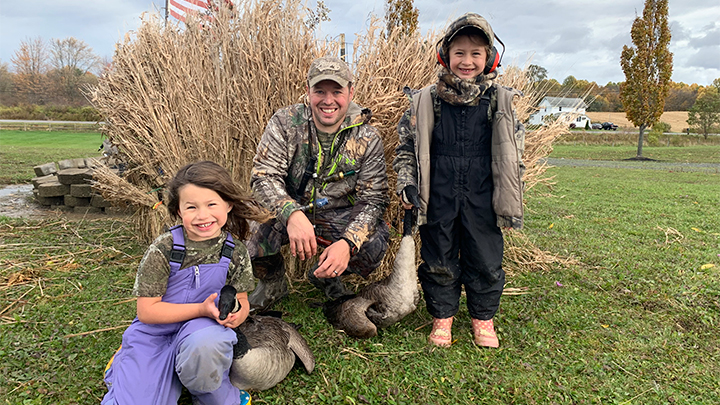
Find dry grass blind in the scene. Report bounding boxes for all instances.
[89,1,571,279]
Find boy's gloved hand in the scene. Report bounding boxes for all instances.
[401,185,420,210]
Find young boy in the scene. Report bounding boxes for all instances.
[393,13,525,348]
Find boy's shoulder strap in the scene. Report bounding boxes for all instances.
[168,225,186,272]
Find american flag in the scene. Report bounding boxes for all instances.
[168,0,209,22]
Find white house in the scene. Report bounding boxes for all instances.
[529,96,591,128]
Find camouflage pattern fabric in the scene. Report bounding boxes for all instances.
[440,12,496,57]
[245,207,389,278]
[251,101,389,251]
[134,229,255,297]
[307,56,353,88]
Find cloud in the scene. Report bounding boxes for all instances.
[688,22,720,48]
[544,25,593,55]
[687,46,720,70]
[1,0,718,85]
[669,21,692,42]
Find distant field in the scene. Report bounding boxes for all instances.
[0,131,103,183]
[586,111,689,132]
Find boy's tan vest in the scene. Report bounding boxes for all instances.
[412,83,525,229]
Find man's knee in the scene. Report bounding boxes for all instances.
[176,327,236,393]
[349,223,390,277]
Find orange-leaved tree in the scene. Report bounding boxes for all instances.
[619,0,673,159]
[11,37,49,105]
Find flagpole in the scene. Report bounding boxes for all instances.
[165,0,169,25]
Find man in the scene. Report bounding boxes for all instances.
[246,56,390,312]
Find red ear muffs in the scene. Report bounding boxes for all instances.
[484,46,500,74]
[436,39,449,68]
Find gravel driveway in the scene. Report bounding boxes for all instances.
[544,158,720,174]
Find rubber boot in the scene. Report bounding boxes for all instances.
[248,254,288,313]
[307,265,353,299]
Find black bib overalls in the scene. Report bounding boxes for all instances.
[418,90,505,320]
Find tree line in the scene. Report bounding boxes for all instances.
[0,36,107,109]
[526,64,713,113]
[1,37,712,115]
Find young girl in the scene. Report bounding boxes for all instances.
[102,161,270,404]
[393,13,525,348]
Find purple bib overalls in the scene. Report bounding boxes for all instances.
[102,226,241,405]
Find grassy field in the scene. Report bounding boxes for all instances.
[0,131,103,184]
[586,111,690,133]
[1,145,719,404]
[550,144,720,163]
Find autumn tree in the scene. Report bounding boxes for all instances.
[527,64,548,84]
[664,81,698,111]
[0,62,16,105]
[11,37,49,104]
[687,85,720,138]
[49,37,100,105]
[619,0,673,159]
[534,78,561,97]
[384,0,419,37]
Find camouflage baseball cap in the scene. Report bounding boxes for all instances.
[307,57,353,88]
[443,13,494,49]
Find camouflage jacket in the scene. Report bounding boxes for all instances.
[251,102,389,249]
[393,83,526,229]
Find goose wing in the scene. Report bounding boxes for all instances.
[280,322,315,373]
[323,295,377,338]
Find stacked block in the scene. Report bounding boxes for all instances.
[30,159,127,215]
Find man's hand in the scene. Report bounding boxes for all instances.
[401,185,420,210]
[314,239,351,278]
[287,210,317,260]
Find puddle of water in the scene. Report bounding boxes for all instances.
[0,184,34,197]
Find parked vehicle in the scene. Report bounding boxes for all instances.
[591,123,603,130]
[602,122,618,130]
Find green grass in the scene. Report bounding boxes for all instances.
[1,152,719,403]
[0,131,104,184]
[550,144,720,163]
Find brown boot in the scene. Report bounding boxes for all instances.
[248,254,288,313]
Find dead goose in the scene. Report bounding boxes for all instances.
[229,314,315,391]
[323,209,419,337]
[219,285,315,391]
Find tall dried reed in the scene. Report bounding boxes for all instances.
[89,0,331,240]
[89,1,570,279]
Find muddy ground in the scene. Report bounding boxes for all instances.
[0,184,46,219]
[0,184,110,220]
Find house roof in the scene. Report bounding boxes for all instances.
[541,96,588,109]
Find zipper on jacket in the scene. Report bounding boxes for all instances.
[193,266,200,289]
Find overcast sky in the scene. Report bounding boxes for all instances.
[1,0,718,86]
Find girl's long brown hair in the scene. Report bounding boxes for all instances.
[166,161,272,240]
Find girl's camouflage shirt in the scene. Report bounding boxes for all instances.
[133,229,255,297]
[250,102,389,250]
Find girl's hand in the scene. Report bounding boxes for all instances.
[216,293,249,329]
[202,293,220,319]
